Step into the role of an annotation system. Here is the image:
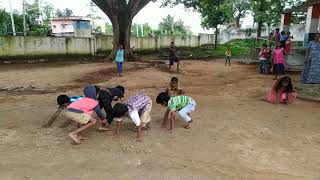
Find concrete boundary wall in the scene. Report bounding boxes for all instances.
[0,26,305,59]
[0,34,214,59]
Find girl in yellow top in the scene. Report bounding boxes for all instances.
[225,47,232,66]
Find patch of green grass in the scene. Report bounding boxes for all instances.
[214,39,256,58]
[175,39,257,58]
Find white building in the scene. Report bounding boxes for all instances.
[52,16,92,38]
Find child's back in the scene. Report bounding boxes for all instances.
[67,97,98,115]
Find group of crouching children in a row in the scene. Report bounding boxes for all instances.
[56,77,195,143]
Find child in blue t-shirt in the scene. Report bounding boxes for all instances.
[116,44,124,77]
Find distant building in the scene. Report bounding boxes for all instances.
[51,16,92,38]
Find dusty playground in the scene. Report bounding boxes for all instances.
[0,60,319,180]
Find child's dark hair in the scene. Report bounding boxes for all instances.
[275,76,293,93]
[57,94,70,107]
[95,85,100,95]
[112,103,128,118]
[116,86,125,94]
[156,92,171,104]
[171,77,178,83]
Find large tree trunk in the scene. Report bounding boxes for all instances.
[236,16,241,28]
[214,26,218,50]
[257,20,263,38]
[92,0,152,61]
[257,0,265,38]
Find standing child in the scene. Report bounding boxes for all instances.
[156,92,196,132]
[266,76,297,104]
[280,31,288,49]
[259,44,269,74]
[57,95,100,144]
[268,31,276,48]
[165,77,185,97]
[116,44,124,77]
[169,42,180,73]
[112,93,152,142]
[272,41,287,80]
[225,47,232,66]
[285,31,293,55]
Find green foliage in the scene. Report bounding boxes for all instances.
[157,15,192,36]
[0,9,24,35]
[132,23,153,37]
[55,8,73,17]
[214,39,254,57]
[25,1,54,36]
[199,0,233,30]
[0,0,53,36]
[232,0,250,27]
[250,0,285,27]
[105,23,113,35]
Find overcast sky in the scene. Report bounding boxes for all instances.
[1,0,254,34]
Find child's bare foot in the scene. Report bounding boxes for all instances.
[69,133,81,144]
[185,123,192,129]
[161,124,168,131]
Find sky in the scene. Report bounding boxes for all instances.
[1,0,254,35]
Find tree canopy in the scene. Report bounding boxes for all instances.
[157,15,192,36]
[0,0,53,36]
[55,8,74,17]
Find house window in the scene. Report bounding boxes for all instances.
[53,25,56,28]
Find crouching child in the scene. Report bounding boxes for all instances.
[112,93,152,142]
[156,92,196,132]
[57,95,101,144]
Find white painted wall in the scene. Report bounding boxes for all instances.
[52,21,75,34]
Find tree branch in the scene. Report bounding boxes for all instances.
[132,0,153,17]
[92,0,113,19]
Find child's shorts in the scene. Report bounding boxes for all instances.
[64,110,91,124]
[123,101,152,127]
[169,56,179,65]
[178,100,196,123]
[140,102,152,127]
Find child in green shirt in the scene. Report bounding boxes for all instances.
[156,92,196,132]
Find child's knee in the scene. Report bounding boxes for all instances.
[91,118,97,124]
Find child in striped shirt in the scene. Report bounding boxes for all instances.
[156,92,196,132]
[112,93,152,142]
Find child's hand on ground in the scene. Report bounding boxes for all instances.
[113,134,120,141]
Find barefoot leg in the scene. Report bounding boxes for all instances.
[69,133,81,144]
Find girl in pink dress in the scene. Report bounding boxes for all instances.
[266,76,297,104]
[272,41,287,80]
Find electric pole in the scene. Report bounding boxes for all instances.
[9,0,16,36]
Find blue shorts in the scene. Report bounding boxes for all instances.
[116,62,123,73]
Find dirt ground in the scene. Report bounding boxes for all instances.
[0,60,319,180]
